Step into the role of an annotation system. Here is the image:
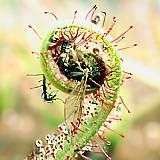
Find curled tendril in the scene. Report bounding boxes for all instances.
[24,5,131,160]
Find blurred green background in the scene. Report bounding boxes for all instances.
[0,0,160,159]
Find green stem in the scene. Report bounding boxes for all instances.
[56,107,111,160]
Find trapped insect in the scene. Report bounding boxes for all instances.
[27,74,58,103]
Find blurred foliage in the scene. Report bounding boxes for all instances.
[0,0,160,160]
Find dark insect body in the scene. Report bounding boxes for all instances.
[57,51,106,89]
[47,30,107,91]
[41,74,57,103]
[27,74,57,103]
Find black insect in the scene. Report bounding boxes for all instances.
[40,74,57,103]
[27,74,58,103]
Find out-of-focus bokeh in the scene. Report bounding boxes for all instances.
[0,0,160,159]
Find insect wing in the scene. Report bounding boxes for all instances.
[64,78,87,123]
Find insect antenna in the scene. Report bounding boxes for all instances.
[111,25,134,43]
[26,74,44,89]
[44,11,58,20]
[119,96,131,113]
[118,43,138,51]
[104,16,117,36]
[72,10,78,24]
[28,25,42,40]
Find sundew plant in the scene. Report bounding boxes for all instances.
[25,5,137,160]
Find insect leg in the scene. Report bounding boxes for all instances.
[30,85,43,89]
